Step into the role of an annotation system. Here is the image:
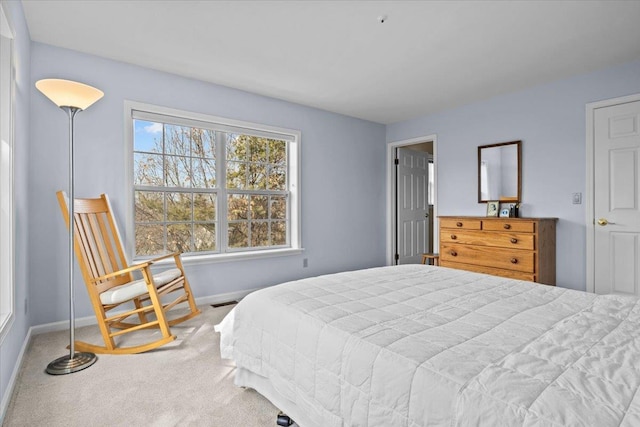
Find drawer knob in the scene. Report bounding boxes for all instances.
[510,238,518,244]
[451,234,457,240]
[450,250,458,257]
[504,224,511,230]
[511,258,518,264]
[456,222,463,227]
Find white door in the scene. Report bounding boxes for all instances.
[396,147,430,264]
[594,100,640,295]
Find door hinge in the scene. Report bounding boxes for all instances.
[395,253,399,261]
[394,158,399,165]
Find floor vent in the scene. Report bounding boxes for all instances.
[211,301,237,308]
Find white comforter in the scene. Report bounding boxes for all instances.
[218,265,640,426]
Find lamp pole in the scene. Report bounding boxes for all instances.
[65,107,79,358]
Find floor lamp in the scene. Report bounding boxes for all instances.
[36,79,104,375]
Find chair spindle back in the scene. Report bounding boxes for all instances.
[57,192,132,294]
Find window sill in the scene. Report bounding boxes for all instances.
[134,247,305,266]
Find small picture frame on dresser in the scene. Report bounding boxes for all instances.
[500,208,511,218]
[486,201,499,217]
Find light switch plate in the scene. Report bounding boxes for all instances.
[572,192,582,204]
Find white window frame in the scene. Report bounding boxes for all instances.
[124,101,302,264]
[0,2,15,342]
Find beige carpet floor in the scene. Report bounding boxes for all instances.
[2,305,279,426]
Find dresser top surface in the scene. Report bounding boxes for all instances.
[439,216,558,222]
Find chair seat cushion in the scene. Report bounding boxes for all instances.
[100,268,183,305]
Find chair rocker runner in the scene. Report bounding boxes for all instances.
[57,191,201,354]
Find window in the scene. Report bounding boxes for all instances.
[0,3,15,340]
[126,102,301,261]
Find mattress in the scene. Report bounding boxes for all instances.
[217,264,640,426]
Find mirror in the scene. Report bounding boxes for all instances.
[478,140,521,203]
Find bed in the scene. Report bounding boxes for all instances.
[217,264,640,426]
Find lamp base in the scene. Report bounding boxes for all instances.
[46,352,97,375]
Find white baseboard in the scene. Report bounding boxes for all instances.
[0,326,33,425]
[30,287,258,336]
[191,287,257,306]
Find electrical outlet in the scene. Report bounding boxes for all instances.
[572,192,582,204]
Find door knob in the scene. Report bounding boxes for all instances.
[598,218,616,226]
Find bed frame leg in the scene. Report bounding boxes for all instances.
[276,412,294,426]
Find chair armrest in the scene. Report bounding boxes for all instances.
[90,262,152,283]
[90,252,182,284]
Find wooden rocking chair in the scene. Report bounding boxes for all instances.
[57,191,201,354]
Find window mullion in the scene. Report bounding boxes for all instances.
[223,188,288,196]
[246,135,252,249]
[163,124,172,252]
[217,131,227,252]
[247,194,252,248]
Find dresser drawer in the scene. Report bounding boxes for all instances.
[440,230,534,250]
[440,243,534,273]
[482,220,535,233]
[440,261,536,282]
[440,218,482,230]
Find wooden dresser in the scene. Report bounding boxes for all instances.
[439,216,557,285]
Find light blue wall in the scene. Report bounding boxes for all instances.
[29,43,387,326]
[0,0,30,416]
[387,59,640,291]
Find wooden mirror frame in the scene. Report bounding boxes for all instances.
[477,140,522,203]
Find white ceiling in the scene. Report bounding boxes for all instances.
[21,0,640,124]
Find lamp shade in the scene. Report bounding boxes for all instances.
[36,79,104,110]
